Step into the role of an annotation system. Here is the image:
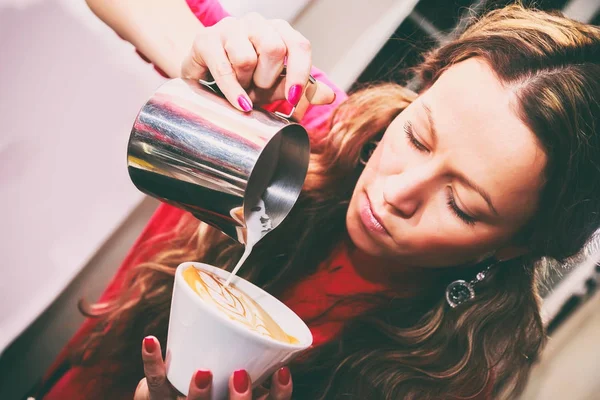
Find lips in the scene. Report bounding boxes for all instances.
[360,192,390,236]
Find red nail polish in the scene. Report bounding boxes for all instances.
[278,367,290,386]
[237,96,252,112]
[288,85,302,106]
[143,337,156,353]
[194,370,212,390]
[233,369,249,393]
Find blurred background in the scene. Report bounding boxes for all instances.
[1,0,599,399]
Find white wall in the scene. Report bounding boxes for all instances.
[293,0,419,90]
[0,0,165,355]
[220,0,310,20]
[0,1,169,398]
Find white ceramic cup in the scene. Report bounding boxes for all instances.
[166,262,313,399]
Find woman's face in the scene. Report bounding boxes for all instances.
[347,58,547,268]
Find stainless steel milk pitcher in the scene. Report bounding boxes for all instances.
[127,77,310,244]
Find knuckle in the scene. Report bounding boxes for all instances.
[271,18,291,29]
[213,60,235,77]
[295,37,312,53]
[233,56,257,72]
[146,373,166,390]
[263,42,287,59]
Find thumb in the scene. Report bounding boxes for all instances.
[305,80,336,105]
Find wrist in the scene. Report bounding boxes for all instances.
[154,21,204,78]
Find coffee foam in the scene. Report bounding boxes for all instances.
[183,267,298,344]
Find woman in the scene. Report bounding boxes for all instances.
[38,0,600,399]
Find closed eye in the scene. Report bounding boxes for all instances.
[446,187,476,226]
[404,121,429,153]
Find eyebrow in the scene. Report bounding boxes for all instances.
[421,100,499,217]
[458,174,499,217]
[421,101,438,147]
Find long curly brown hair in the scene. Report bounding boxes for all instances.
[54,3,600,399]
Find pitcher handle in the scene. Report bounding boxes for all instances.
[198,66,317,120]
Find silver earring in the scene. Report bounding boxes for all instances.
[445,262,496,308]
[359,141,379,165]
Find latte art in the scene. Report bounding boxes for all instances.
[183,267,298,344]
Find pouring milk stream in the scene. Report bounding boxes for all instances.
[224,198,273,286]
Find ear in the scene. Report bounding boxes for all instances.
[495,245,530,261]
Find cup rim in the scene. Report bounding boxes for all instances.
[175,262,313,350]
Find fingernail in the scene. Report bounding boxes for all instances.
[278,367,290,386]
[233,369,249,393]
[237,96,252,112]
[288,84,302,106]
[194,370,212,390]
[143,337,156,353]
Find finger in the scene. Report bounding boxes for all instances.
[133,378,150,400]
[183,29,253,112]
[228,369,252,400]
[247,79,336,122]
[249,79,334,107]
[291,80,337,121]
[186,370,213,400]
[141,336,172,400]
[223,28,258,89]
[305,80,336,105]
[181,31,211,81]
[270,19,312,107]
[267,367,293,400]
[245,14,286,90]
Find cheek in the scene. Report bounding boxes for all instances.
[405,215,507,262]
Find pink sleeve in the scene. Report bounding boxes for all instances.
[185,0,349,141]
[186,0,231,26]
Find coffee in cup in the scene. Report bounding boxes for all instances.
[182,267,298,344]
[166,262,313,399]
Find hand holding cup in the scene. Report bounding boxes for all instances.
[133,336,293,400]
[150,263,312,400]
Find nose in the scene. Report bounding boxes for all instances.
[382,163,436,219]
